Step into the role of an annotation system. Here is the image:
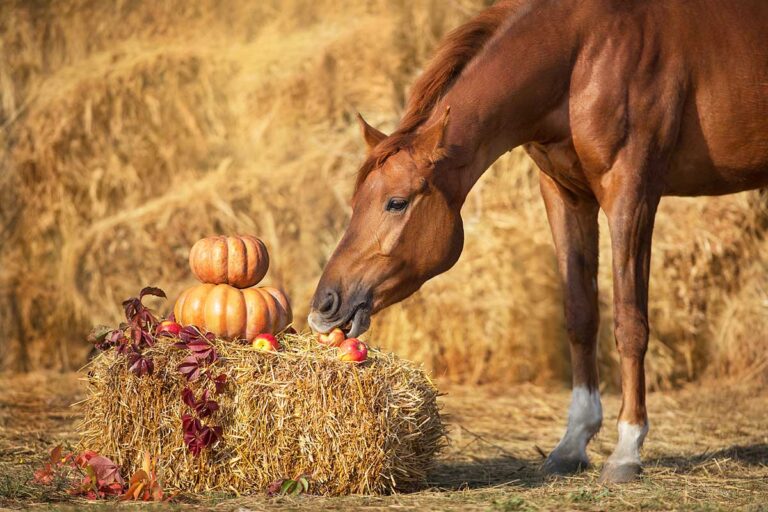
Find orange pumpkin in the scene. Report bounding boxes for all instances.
[173,283,292,340]
[189,235,269,289]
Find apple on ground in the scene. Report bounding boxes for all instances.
[338,338,368,362]
[156,320,182,336]
[252,333,280,352]
[317,327,346,347]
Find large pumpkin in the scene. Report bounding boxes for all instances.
[173,283,292,340]
[189,235,269,289]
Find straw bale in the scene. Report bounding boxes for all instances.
[77,332,446,495]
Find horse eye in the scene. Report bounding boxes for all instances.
[386,198,409,212]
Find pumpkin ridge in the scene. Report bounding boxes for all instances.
[233,236,249,288]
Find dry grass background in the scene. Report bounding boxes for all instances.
[1,0,766,388]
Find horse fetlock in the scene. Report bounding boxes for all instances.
[567,386,603,435]
[544,386,602,476]
[600,420,649,483]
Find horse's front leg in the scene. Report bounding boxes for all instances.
[599,171,661,483]
[539,174,602,475]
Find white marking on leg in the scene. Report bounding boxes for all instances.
[607,421,649,466]
[550,386,603,462]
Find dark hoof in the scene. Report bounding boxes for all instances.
[598,462,642,484]
[542,455,589,476]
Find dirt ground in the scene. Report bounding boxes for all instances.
[0,372,766,511]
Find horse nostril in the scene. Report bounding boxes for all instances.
[316,289,340,318]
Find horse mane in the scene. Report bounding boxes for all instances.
[354,1,516,192]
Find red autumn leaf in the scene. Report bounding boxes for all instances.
[181,415,222,456]
[182,415,205,457]
[74,450,99,468]
[195,390,219,419]
[33,465,55,485]
[186,339,217,364]
[201,425,223,447]
[139,287,167,301]
[179,325,208,344]
[178,356,201,382]
[128,352,154,377]
[181,387,197,409]
[49,445,63,465]
[68,454,124,499]
[212,373,227,394]
[137,327,156,347]
[175,327,216,355]
[181,388,219,418]
[87,455,124,487]
[122,298,141,323]
[122,297,158,329]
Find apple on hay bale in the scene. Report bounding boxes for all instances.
[156,320,182,336]
[316,327,346,347]
[338,338,368,363]
[251,333,280,352]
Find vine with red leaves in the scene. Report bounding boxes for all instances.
[173,326,227,456]
[89,287,227,458]
[88,286,168,377]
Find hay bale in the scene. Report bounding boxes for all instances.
[77,332,446,495]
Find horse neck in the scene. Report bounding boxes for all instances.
[434,1,578,201]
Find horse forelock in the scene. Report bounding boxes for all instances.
[353,1,516,194]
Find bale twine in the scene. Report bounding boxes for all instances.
[77,332,446,495]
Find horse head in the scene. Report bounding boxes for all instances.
[308,109,464,337]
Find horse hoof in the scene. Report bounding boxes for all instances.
[542,455,589,476]
[598,462,642,483]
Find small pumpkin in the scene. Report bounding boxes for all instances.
[189,235,269,289]
[173,283,292,340]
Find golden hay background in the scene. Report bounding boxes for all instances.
[1,0,766,388]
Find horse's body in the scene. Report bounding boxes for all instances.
[309,0,768,482]
[523,0,768,199]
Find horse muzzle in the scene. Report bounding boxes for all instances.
[308,286,372,338]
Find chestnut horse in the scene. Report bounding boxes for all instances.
[309,0,768,482]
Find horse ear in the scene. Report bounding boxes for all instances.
[415,106,450,162]
[356,113,388,151]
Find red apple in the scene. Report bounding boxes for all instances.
[317,327,346,347]
[157,320,182,336]
[338,338,368,362]
[252,333,280,352]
